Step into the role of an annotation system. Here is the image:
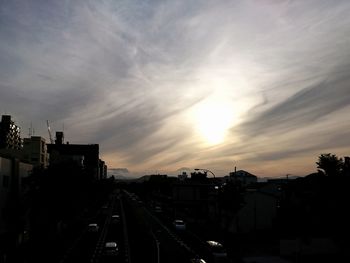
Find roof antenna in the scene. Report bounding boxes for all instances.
[28,122,35,137]
[28,122,32,137]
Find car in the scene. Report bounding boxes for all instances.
[87,223,99,233]
[190,258,207,263]
[206,241,228,261]
[154,206,162,213]
[173,219,186,230]
[111,214,120,224]
[103,242,119,256]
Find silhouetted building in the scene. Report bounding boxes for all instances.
[190,171,207,180]
[0,115,22,150]
[178,171,188,181]
[230,182,281,233]
[0,156,32,256]
[343,156,350,176]
[47,132,100,180]
[55,131,64,145]
[22,136,48,168]
[172,175,213,221]
[230,170,257,186]
[99,159,107,180]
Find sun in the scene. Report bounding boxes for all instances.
[192,97,234,145]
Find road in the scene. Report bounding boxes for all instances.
[60,188,229,263]
[60,190,125,263]
[123,190,196,263]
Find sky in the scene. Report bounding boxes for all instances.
[1,0,350,178]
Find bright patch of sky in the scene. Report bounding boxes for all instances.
[1,0,350,177]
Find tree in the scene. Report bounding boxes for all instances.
[316,153,343,176]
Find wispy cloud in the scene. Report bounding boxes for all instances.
[239,61,350,137]
[1,0,350,177]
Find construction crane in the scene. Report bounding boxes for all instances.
[46,120,54,144]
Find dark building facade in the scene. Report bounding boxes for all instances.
[47,132,100,180]
[22,136,48,168]
[99,159,107,180]
[0,115,22,150]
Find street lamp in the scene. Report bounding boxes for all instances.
[194,168,216,178]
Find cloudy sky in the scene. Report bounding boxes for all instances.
[1,0,350,177]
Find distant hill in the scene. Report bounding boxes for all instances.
[258,175,301,182]
[109,168,129,174]
[112,175,151,183]
[112,175,128,180]
[108,168,133,179]
[135,175,151,182]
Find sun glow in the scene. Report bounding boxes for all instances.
[192,96,235,145]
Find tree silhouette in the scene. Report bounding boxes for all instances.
[316,153,343,176]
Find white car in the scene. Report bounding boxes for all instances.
[111,214,120,224]
[190,258,207,263]
[206,241,228,259]
[154,206,162,213]
[103,242,119,256]
[87,223,99,233]
[173,219,186,230]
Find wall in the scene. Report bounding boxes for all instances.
[232,191,278,233]
[0,156,32,235]
[0,157,12,234]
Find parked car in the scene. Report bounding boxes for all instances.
[173,219,186,230]
[87,223,99,233]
